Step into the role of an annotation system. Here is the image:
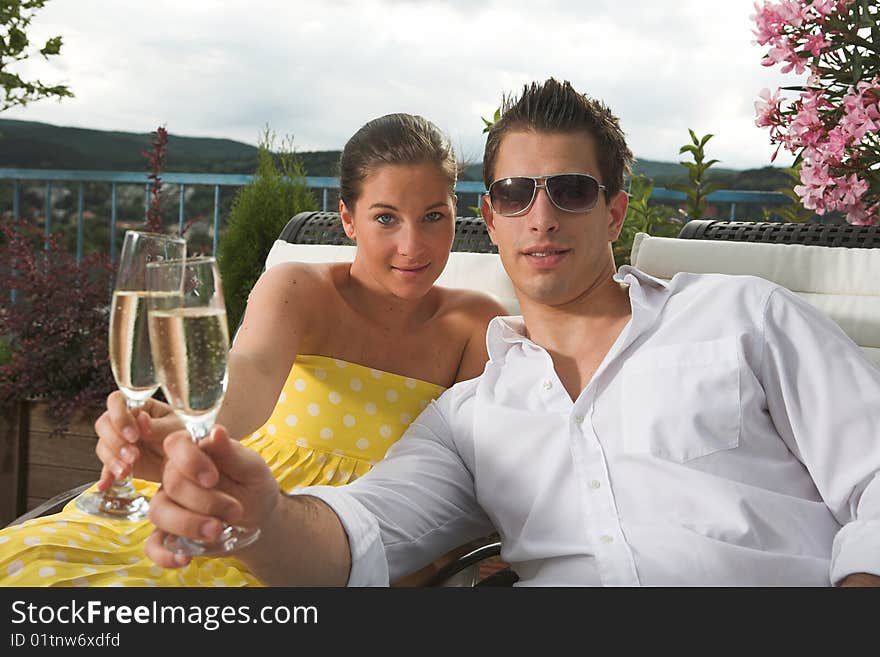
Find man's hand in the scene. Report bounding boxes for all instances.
[839,572,880,587]
[93,391,183,489]
[145,424,281,569]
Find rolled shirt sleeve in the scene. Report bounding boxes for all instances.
[290,485,390,587]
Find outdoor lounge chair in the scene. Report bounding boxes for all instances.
[8,213,880,587]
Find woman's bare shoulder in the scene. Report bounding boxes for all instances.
[250,261,337,302]
[434,286,507,323]
[235,262,345,351]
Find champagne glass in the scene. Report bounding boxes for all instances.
[146,256,260,556]
[76,230,186,520]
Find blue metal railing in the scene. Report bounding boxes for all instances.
[0,168,791,262]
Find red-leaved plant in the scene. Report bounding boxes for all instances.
[143,126,168,233]
[0,222,115,431]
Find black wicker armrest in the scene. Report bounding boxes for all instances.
[678,219,880,248]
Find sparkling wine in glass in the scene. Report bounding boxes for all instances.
[147,256,260,556]
[76,230,186,521]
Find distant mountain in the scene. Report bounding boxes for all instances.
[0,118,335,177]
[0,119,790,191]
[0,118,259,172]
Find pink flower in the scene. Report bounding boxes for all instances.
[751,1,787,45]
[823,126,850,161]
[810,0,837,17]
[839,173,869,207]
[845,200,877,225]
[754,0,877,227]
[755,88,783,127]
[802,33,829,57]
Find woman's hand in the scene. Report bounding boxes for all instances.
[93,391,183,489]
[145,424,281,568]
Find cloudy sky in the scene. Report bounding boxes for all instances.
[4,0,798,170]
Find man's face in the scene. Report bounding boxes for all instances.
[482,130,628,310]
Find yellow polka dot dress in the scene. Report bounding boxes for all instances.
[0,356,444,586]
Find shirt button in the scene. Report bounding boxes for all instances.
[589,480,601,490]
[600,535,614,545]
[574,414,585,424]
[542,380,552,390]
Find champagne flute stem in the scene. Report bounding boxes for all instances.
[105,396,145,498]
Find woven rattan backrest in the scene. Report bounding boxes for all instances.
[679,219,880,248]
[280,211,496,253]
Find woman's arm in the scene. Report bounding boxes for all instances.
[217,263,318,440]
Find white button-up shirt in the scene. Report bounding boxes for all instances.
[298,267,880,586]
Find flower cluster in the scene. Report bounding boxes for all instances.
[753,0,879,225]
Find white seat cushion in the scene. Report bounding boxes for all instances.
[630,232,880,366]
[264,240,520,315]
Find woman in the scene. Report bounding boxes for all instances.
[0,113,505,586]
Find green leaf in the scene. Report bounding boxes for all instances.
[679,144,699,156]
[481,106,502,133]
[8,27,27,53]
[852,50,863,83]
[688,128,698,144]
[39,36,62,56]
[698,133,714,148]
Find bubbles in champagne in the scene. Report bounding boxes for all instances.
[148,308,229,423]
[109,291,177,404]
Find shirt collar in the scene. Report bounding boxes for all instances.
[486,266,673,361]
[613,264,670,294]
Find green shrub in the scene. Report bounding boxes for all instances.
[218,132,318,333]
[614,174,683,268]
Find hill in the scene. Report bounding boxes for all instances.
[0,118,259,172]
[0,118,789,190]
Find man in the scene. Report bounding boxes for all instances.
[146,79,880,586]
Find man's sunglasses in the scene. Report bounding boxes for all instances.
[486,173,607,217]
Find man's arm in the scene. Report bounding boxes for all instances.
[840,573,880,587]
[144,426,352,585]
[760,287,880,586]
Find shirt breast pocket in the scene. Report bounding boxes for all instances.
[621,337,741,462]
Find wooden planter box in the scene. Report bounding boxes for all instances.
[0,400,102,526]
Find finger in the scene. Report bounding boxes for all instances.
[141,397,174,419]
[147,487,226,543]
[163,430,219,488]
[94,431,137,479]
[104,391,140,444]
[201,425,267,486]
[96,465,115,492]
[163,460,243,524]
[144,529,191,569]
[141,410,184,445]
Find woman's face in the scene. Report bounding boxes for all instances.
[341,162,455,301]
